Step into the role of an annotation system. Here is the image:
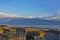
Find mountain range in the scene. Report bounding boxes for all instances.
[0,12,60,26]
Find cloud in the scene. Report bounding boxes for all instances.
[51,11,60,19]
[0,12,19,18]
[44,11,60,20]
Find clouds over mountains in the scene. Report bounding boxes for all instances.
[0,12,60,20]
[0,12,60,26]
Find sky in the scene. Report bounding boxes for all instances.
[0,0,60,17]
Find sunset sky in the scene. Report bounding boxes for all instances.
[0,0,60,16]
